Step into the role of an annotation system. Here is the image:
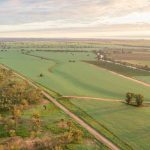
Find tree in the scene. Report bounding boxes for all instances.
[125,92,144,107]
[39,73,43,77]
[9,129,16,137]
[11,106,21,123]
[4,118,16,136]
[31,112,41,137]
[135,94,144,107]
[125,92,134,104]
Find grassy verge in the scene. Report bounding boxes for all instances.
[0,65,108,150]
[43,86,133,150]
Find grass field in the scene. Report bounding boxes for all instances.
[0,42,150,150]
[86,60,150,84]
[70,99,150,150]
[0,65,105,150]
[0,51,150,101]
[120,60,150,83]
[121,60,150,67]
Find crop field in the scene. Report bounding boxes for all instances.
[0,64,104,150]
[87,60,150,84]
[119,60,150,83]
[0,50,150,101]
[1,0,150,149]
[108,53,150,61]
[101,49,150,83]
[70,98,150,150]
[0,41,150,150]
[121,60,150,67]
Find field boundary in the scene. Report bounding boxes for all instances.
[23,52,150,87]
[62,96,123,102]
[87,62,150,87]
[0,64,120,150]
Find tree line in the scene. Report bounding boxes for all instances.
[0,67,43,137]
[125,92,144,107]
[0,67,84,150]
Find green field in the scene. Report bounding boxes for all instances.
[119,60,150,83]
[86,60,150,84]
[0,65,105,150]
[0,44,150,150]
[0,51,150,101]
[70,99,150,150]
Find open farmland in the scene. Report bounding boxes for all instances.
[0,64,105,150]
[102,48,150,83]
[119,60,150,83]
[0,40,150,150]
[121,60,150,68]
[0,50,150,101]
[70,98,150,150]
[107,53,150,61]
[86,60,150,84]
[1,0,150,149]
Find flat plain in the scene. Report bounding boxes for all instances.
[0,40,150,150]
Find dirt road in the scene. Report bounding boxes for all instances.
[0,64,120,150]
[62,96,123,102]
[89,63,150,87]
[109,70,150,87]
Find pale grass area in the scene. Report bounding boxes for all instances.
[121,60,150,67]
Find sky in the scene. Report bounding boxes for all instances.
[0,0,150,39]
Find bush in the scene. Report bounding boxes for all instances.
[125,92,144,107]
[135,94,144,107]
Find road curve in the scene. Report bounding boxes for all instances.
[0,64,120,150]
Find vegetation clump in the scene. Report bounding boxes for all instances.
[0,67,43,137]
[0,66,91,150]
[39,73,43,77]
[0,67,42,112]
[125,92,144,107]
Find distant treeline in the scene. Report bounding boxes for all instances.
[22,52,52,61]
[34,49,90,52]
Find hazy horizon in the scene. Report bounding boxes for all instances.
[0,0,150,39]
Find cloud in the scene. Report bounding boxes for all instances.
[0,0,149,24]
[0,0,150,38]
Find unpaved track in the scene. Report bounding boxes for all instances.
[0,64,120,150]
[89,63,150,87]
[62,96,123,102]
[63,95,150,105]
[24,53,150,87]
[109,70,150,87]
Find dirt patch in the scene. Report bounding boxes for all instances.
[41,99,49,105]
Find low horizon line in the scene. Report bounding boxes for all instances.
[0,37,150,41]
